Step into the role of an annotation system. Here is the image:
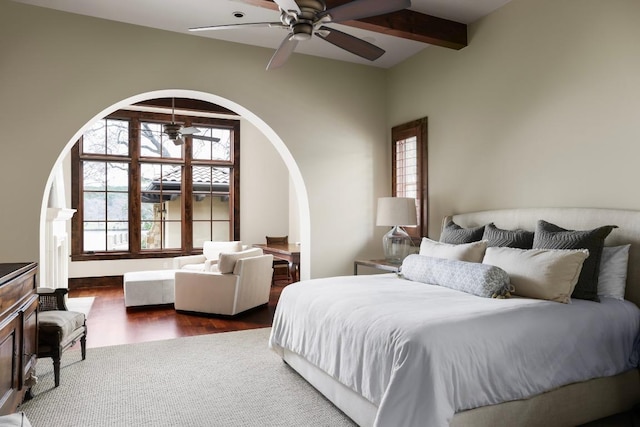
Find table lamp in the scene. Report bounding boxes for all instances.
[376,197,418,264]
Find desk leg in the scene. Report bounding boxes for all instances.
[354,263,359,275]
[291,261,300,282]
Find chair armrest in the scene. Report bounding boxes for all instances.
[174,271,239,315]
[173,254,207,269]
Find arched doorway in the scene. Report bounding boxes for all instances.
[39,89,310,287]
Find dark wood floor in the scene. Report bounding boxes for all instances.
[69,283,283,348]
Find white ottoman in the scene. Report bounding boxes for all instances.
[123,270,178,307]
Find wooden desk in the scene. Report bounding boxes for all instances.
[253,243,301,282]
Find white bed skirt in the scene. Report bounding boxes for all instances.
[284,348,640,427]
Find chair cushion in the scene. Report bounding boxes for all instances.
[39,310,85,339]
[181,263,207,271]
[218,248,263,273]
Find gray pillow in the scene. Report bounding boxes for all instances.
[440,219,485,244]
[483,223,534,249]
[401,254,511,298]
[532,220,617,301]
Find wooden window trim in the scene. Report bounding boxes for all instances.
[391,117,428,241]
[71,109,240,261]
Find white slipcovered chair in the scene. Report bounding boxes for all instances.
[173,241,244,271]
[174,248,274,316]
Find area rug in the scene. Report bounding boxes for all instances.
[20,328,356,427]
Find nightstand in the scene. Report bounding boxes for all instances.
[354,259,402,275]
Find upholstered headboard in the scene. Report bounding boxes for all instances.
[444,208,640,307]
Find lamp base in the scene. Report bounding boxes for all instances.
[382,225,411,264]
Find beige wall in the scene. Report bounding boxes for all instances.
[0,1,389,279]
[389,0,640,238]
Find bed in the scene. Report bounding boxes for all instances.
[269,208,640,426]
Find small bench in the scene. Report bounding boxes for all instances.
[123,270,178,307]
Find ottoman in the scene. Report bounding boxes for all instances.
[123,270,177,307]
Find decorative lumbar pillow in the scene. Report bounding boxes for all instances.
[598,244,630,300]
[483,246,589,303]
[401,254,512,298]
[439,219,486,244]
[218,248,263,274]
[532,220,617,301]
[419,238,488,263]
[482,223,534,249]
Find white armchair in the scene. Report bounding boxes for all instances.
[174,251,274,316]
[173,241,244,271]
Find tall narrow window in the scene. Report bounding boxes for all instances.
[391,118,428,240]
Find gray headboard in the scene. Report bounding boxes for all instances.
[445,208,640,307]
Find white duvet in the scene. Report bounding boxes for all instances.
[269,274,640,427]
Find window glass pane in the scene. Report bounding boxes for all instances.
[84,193,105,221]
[141,221,154,249]
[107,222,129,251]
[82,119,129,156]
[192,222,212,248]
[83,161,105,191]
[212,222,230,241]
[107,193,128,221]
[193,127,231,161]
[143,220,162,250]
[165,222,181,249]
[106,119,130,156]
[140,162,182,251]
[106,162,128,191]
[84,222,106,251]
[140,122,182,159]
[395,136,418,199]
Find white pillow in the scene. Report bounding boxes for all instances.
[218,248,263,274]
[419,238,487,263]
[598,245,630,300]
[202,241,243,260]
[483,247,589,303]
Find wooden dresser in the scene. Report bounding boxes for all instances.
[0,263,38,415]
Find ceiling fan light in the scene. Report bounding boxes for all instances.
[291,23,313,41]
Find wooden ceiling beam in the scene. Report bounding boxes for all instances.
[237,0,467,50]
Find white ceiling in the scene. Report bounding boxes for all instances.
[12,0,512,68]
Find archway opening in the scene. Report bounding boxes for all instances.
[39,89,310,287]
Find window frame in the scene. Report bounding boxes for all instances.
[391,117,428,241]
[71,108,240,261]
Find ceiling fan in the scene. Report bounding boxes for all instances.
[189,0,411,70]
[163,98,221,145]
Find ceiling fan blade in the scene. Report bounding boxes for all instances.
[273,0,301,14]
[189,22,283,32]
[192,135,221,142]
[180,126,200,135]
[267,35,298,70]
[319,0,411,23]
[316,26,384,61]
[172,136,184,146]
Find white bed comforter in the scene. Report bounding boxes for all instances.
[269,274,640,427]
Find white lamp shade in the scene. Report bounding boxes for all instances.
[376,197,418,227]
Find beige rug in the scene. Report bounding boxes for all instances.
[20,328,356,427]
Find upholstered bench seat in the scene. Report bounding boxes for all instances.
[39,310,86,341]
[123,270,178,307]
